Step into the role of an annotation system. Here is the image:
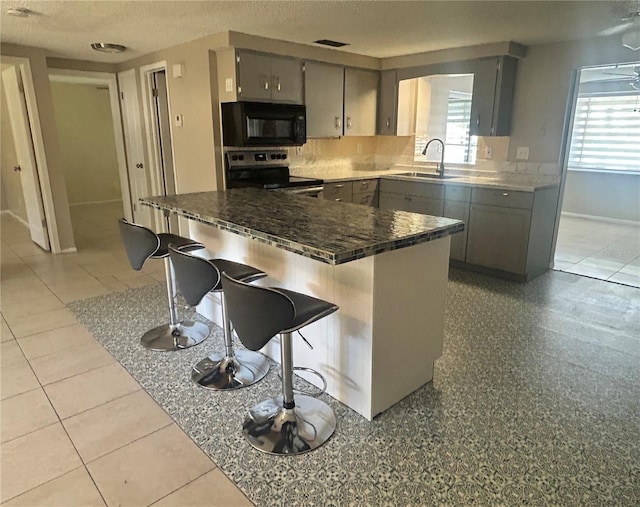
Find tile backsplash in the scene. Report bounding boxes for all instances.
[288,135,560,182]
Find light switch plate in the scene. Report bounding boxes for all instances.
[225,78,233,93]
[516,146,529,160]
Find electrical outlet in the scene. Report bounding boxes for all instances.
[174,114,183,127]
[516,146,529,160]
[296,146,304,155]
[225,78,233,93]
[484,146,492,159]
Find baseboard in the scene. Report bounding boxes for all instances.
[1,209,30,228]
[561,212,639,227]
[69,199,123,207]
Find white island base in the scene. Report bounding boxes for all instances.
[190,221,450,421]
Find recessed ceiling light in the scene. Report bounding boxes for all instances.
[7,7,31,17]
[313,39,349,48]
[90,42,127,53]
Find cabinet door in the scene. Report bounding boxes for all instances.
[344,68,379,136]
[270,55,303,104]
[323,181,353,202]
[305,62,344,137]
[379,192,411,212]
[411,197,443,216]
[470,57,498,136]
[443,200,469,261]
[237,51,272,102]
[466,204,531,274]
[377,70,397,135]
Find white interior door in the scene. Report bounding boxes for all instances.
[2,65,50,250]
[117,69,154,229]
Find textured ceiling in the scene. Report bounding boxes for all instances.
[1,1,639,63]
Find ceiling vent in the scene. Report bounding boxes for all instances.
[313,39,349,48]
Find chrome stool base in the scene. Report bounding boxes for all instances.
[243,394,336,455]
[191,349,269,390]
[141,321,210,351]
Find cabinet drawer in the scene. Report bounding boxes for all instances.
[352,191,378,207]
[379,179,444,200]
[445,184,471,203]
[471,187,533,209]
[353,179,379,193]
[323,181,353,202]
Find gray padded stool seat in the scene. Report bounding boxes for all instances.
[118,218,209,351]
[221,272,339,455]
[168,245,270,390]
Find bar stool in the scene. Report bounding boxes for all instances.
[118,218,209,351]
[168,245,270,390]
[221,272,339,455]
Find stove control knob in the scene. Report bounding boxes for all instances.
[238,155,244,161]
[231,155,238,161]
[281,153,287,160]
[271,154,277,160]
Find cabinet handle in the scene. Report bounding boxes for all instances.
[263,78,269,90]
[476,115,480,127]
[13,165,21,172]
[502,192,509,196]
[335,116,341,130]
[346,116,352,129]
[334,184,344,189]
[273,76,281,92]
[361,181,368,187]
[386,118,391,129]
[335,198,342,202]
[136,163,144,169]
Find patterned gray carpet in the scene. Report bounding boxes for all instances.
[68,269,640,506]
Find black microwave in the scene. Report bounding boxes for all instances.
[221,101,306,147]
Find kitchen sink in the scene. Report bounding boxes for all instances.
[393,172,458,180]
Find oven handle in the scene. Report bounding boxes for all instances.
[277,186,324,196]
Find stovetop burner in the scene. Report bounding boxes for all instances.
[225,149,323,190]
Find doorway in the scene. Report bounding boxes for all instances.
[553,63,640,288]
[48,71,131,252]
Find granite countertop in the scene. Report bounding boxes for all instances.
[140,189,464,265]
[290,166,559,192]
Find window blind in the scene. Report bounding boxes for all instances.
[568,93,640,173]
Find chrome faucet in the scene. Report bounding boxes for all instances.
[421,138,445,177]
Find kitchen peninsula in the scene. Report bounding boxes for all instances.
[142,189,463,420]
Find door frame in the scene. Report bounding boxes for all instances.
[47,68,133,222]
[2,56,60,252]
[139,61,177,233]
[548,69,581,268]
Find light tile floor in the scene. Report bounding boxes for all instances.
[554,214,640,288]
[0,205,253,506]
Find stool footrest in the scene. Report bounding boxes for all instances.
[278,366,327,398]
[243,394,336,455]
[140,321,209,351]
[191,349,269,390]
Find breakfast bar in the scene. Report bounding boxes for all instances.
[142,189,463,420]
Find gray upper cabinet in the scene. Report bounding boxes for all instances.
[470,56,517,136]
[236,50,303,104]
[305,62,344,138]
[377,70,397,135]
[344,68,379,137]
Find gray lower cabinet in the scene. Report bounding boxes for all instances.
[443,185,471,262]
[324,179,379,206]
[465,186,559,279]
[466,204,531,274]
[379,179,444,215]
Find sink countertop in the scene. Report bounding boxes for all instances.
[290,165,560,192]
[140,189,464,265]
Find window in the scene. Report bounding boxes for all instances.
[410,74,477,165]
[568,93,640,173]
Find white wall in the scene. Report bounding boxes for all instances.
[50,81,121,205]
[563,171,640,222]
